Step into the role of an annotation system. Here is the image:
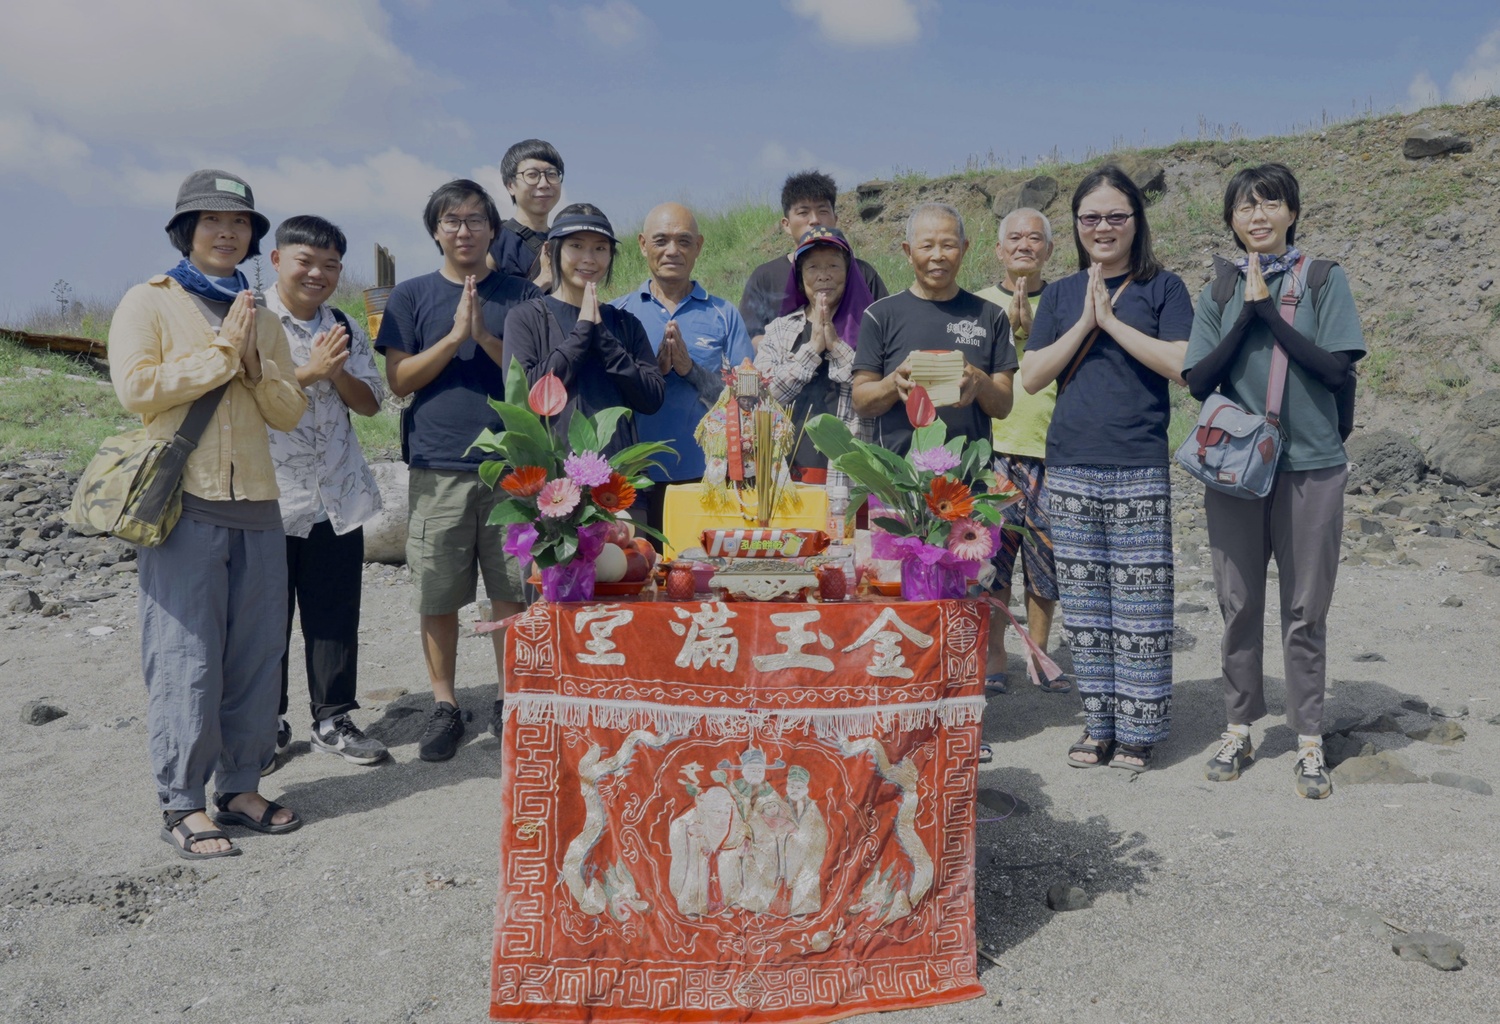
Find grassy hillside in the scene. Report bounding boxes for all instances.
[4,98,1498,467]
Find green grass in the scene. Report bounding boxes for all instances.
[0,336,134,472]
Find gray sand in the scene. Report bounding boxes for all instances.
[3,536,1498,1023]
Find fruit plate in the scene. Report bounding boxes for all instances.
[525,576,651,598]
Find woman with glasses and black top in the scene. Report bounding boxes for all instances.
[502,204,665,458]
[1183,164,1365,800]
[1020,165,1195,775]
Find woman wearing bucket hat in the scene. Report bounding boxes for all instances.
[753,226,877,486]
[109,169,308,858]
[501,203,665,458]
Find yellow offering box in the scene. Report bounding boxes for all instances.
[660,483,829,559]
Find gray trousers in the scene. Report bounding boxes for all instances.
[138,516,288,811]
[1204,464,1348,735]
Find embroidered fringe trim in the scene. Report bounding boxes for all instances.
[505,693,984,738]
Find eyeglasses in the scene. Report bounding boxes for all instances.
[437,215,490,234]
[1232,198,1286,219]
[517,168,562,185]
[1075,212,1133,229]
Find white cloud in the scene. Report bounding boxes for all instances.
[566,1,651,48]
[755,142,864,194]
[1406,27,1500,109]
[784,0,930,48]
[0,1,435,149]
[1448,28,1500,102]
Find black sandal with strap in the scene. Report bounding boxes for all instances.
[1066,731,1115,769]
[160,809,241,860]
[213,792,303,835]
[1109,742,1153,775]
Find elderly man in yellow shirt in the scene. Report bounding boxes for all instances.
[974,208,1069,695]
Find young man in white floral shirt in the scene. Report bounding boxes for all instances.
[265,215,388,768]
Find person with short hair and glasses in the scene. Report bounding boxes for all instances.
[376,178,542,763]
[489,139,565,289]
[1184,163,1366,799]
[1021,165,1195,775]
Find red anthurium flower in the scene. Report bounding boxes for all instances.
[501,465,548,497]
[906,384,936,428]
[592,472,637,514]
[926,476,974,522]
[528,373,567,417]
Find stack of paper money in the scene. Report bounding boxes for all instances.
[909,350,965,406]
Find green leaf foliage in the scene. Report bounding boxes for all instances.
[504,357,529,407]
[567,407,598,453]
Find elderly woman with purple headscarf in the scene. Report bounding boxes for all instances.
[753,226,877,485]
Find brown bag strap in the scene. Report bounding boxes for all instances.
[1059,276,1133,391]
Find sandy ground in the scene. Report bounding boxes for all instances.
[3,529,1499,1024]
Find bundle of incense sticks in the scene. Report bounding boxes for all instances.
[754,407,773,526]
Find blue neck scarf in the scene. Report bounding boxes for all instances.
[165,257,250,303]
[1234,246,1302,278]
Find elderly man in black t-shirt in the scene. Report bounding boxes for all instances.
[852,203,1017,454]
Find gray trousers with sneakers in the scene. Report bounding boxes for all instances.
[1205,464,1348,736]
[138,516,287,811]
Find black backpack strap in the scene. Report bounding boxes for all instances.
[1305,259,1335,303]
[329,306,351,332]
[1210,256,1240,313]
[504,218,547,255]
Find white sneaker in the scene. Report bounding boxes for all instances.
[310,715,388,766]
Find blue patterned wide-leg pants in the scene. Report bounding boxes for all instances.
[1047,465,1174,747]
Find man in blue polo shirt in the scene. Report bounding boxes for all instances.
[613,202,753,538]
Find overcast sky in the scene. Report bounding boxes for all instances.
[2,0,1497,317]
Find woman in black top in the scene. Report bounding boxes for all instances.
[502,204,665,458]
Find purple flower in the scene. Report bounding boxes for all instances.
[564,451,612,488]
[504,523,538,564]
[537,478,581,518]
[911,446,960,475]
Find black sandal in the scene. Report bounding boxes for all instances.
[1066,731,1114,769]
[213,792,303,835]
[160,809,241,860]
[1109,743,1153,775]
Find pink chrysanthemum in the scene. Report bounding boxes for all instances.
[947,517,993,561]
[911,446,960,475]
[564,451,612,488]
[537,478,581,518]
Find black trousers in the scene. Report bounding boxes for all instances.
[280,521,363,722]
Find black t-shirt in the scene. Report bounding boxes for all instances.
[1026,269,1195,467]
[373,270,541,471]
[852,289,1017,456]
[739,255,888,338]
[489,220,545,281]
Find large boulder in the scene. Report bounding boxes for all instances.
[1403,129,1472,159]
[991,175,1059,218]
[1426,389,1500,495]
[1112,155,1166,197]
[1345,429,1425,491]
[363,461,409,564]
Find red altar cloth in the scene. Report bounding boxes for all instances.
[492,598,988,1024]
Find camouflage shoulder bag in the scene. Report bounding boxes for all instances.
[67,383,229,547]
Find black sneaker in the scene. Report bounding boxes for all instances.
[418,702,465,762]
[489,700,505,743]
[1294,744,1332,800]
[1205,731,1254,782]
[311,715,388,766]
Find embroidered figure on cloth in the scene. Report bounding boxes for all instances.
[841,607,935,679]
[670,602,740,670]
[838,736,932,924]
[560,729,671,920]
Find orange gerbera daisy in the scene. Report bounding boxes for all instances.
[591,472,636,513]
[501,465,548,497]
[925,476,974,522]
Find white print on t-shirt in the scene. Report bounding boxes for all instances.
[946,320,985,347]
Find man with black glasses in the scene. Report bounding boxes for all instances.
[376,179,541,762]
[489,139,564,290]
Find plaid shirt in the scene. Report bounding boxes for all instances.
[754,309,873,494]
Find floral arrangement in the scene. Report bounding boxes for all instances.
[804,387,1019,583]
[470,357,674,571]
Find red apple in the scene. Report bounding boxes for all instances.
[621,548,650,582]
[604,517,634,547]
[631,537,658,571]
